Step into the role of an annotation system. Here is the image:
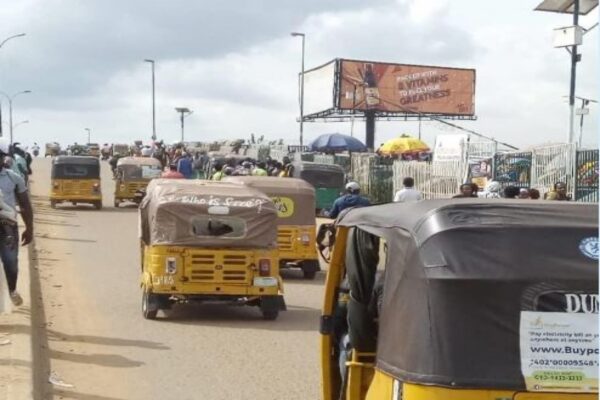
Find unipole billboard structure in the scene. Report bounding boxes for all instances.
[301,58,477,150]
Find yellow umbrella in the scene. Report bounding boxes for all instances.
[377,135,429,156]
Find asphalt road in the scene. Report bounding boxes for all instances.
[29,157,325,400]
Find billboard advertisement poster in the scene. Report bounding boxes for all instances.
[338,60,475,116]
[303,60,336,117]
[520,311,598,392]
[433,134,468,162]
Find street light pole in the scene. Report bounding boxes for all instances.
[0,33,26,137]
[144,59,156,141]
[85,128,91,144]
[568,0,580,145]
[0,33,26,50]
[175,107,192,143]
[0,90,31,145]
[291,32,305,147]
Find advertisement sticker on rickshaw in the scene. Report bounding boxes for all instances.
[141,166,163,179]
[519,290,599,393]
[579,237,599,260]
[271,196,294,218]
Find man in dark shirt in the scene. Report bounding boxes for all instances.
[329,182,371,219]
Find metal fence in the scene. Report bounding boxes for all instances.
[351,154,394,204]
[493,151,533,189]
[531,144,576,198]
[574,149,599,202]
[393,161,465,199]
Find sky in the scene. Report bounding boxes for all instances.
[0,0,597,150]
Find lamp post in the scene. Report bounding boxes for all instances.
[144,59,156,141]
[534,0,598,144]
[85,128,91,144]
[575,96,597,147]
[291,32,305,147]
[0,90,31,145]
[0,33,26,137]
[174,107,192,143]
[0,33,26,50]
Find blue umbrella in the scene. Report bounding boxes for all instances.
[308,133,367,153]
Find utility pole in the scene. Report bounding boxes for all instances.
[291,32,305,147]
[144,59,156,141]
[175,107,192,143]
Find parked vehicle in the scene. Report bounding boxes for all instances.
[320,199,598,400]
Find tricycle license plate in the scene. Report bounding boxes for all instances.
[253,277,277,287]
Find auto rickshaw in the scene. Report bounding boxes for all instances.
[50,156,102,209]
[139,179,286,320]
[112,143,130,157]
[113,157,162,207]
[223,176,320,279]
[87,143,100,157]
[320,199,598,400]
[289,161,345,213]
[45,142,61,157]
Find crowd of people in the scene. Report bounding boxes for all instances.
[392,178,571,202]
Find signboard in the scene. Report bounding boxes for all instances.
[432,134,468,162]
[303,60,336,117]
[271,196,294,218]
[338,60,475,116]
[520,311,598,392]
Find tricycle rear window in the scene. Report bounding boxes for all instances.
[300,170,344,188]
[190,216,246,238]
[52,164,100,179]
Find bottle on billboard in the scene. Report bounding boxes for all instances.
[361,63,380,107]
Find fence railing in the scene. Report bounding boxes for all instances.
[574,149,599,202]
[531,144,576,198]
[393,161,465,199]
[493,151,533,189]
[202,142,596,203]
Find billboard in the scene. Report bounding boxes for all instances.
[433,134,468,162]
[338,60,475,116]
[303,60,336,117]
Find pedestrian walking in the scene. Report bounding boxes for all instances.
[545,182,571,201]
[0,139,33,306]
[211,164,225,181]
[161,164,185,179]
[453,183,475,198]
[393,177,422,202]
[518,188,530,199]
[503,186,520,199]
[529,188,541,200]
[177,153,194,179]
[328,181,370,219]
[252,162,268,176]
[481,181,502,199]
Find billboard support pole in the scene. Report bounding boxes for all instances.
[365,111,375,151]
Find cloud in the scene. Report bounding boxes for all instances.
[0,0,596,149]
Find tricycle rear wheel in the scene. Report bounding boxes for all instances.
[301,260,320,280]
[260,296,280,320]
[142,289,158,320]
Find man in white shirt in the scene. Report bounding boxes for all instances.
[393,177,422,203]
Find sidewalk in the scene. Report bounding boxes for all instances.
[0,238,35,400]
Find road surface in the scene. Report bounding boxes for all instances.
[29,157,325,400]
